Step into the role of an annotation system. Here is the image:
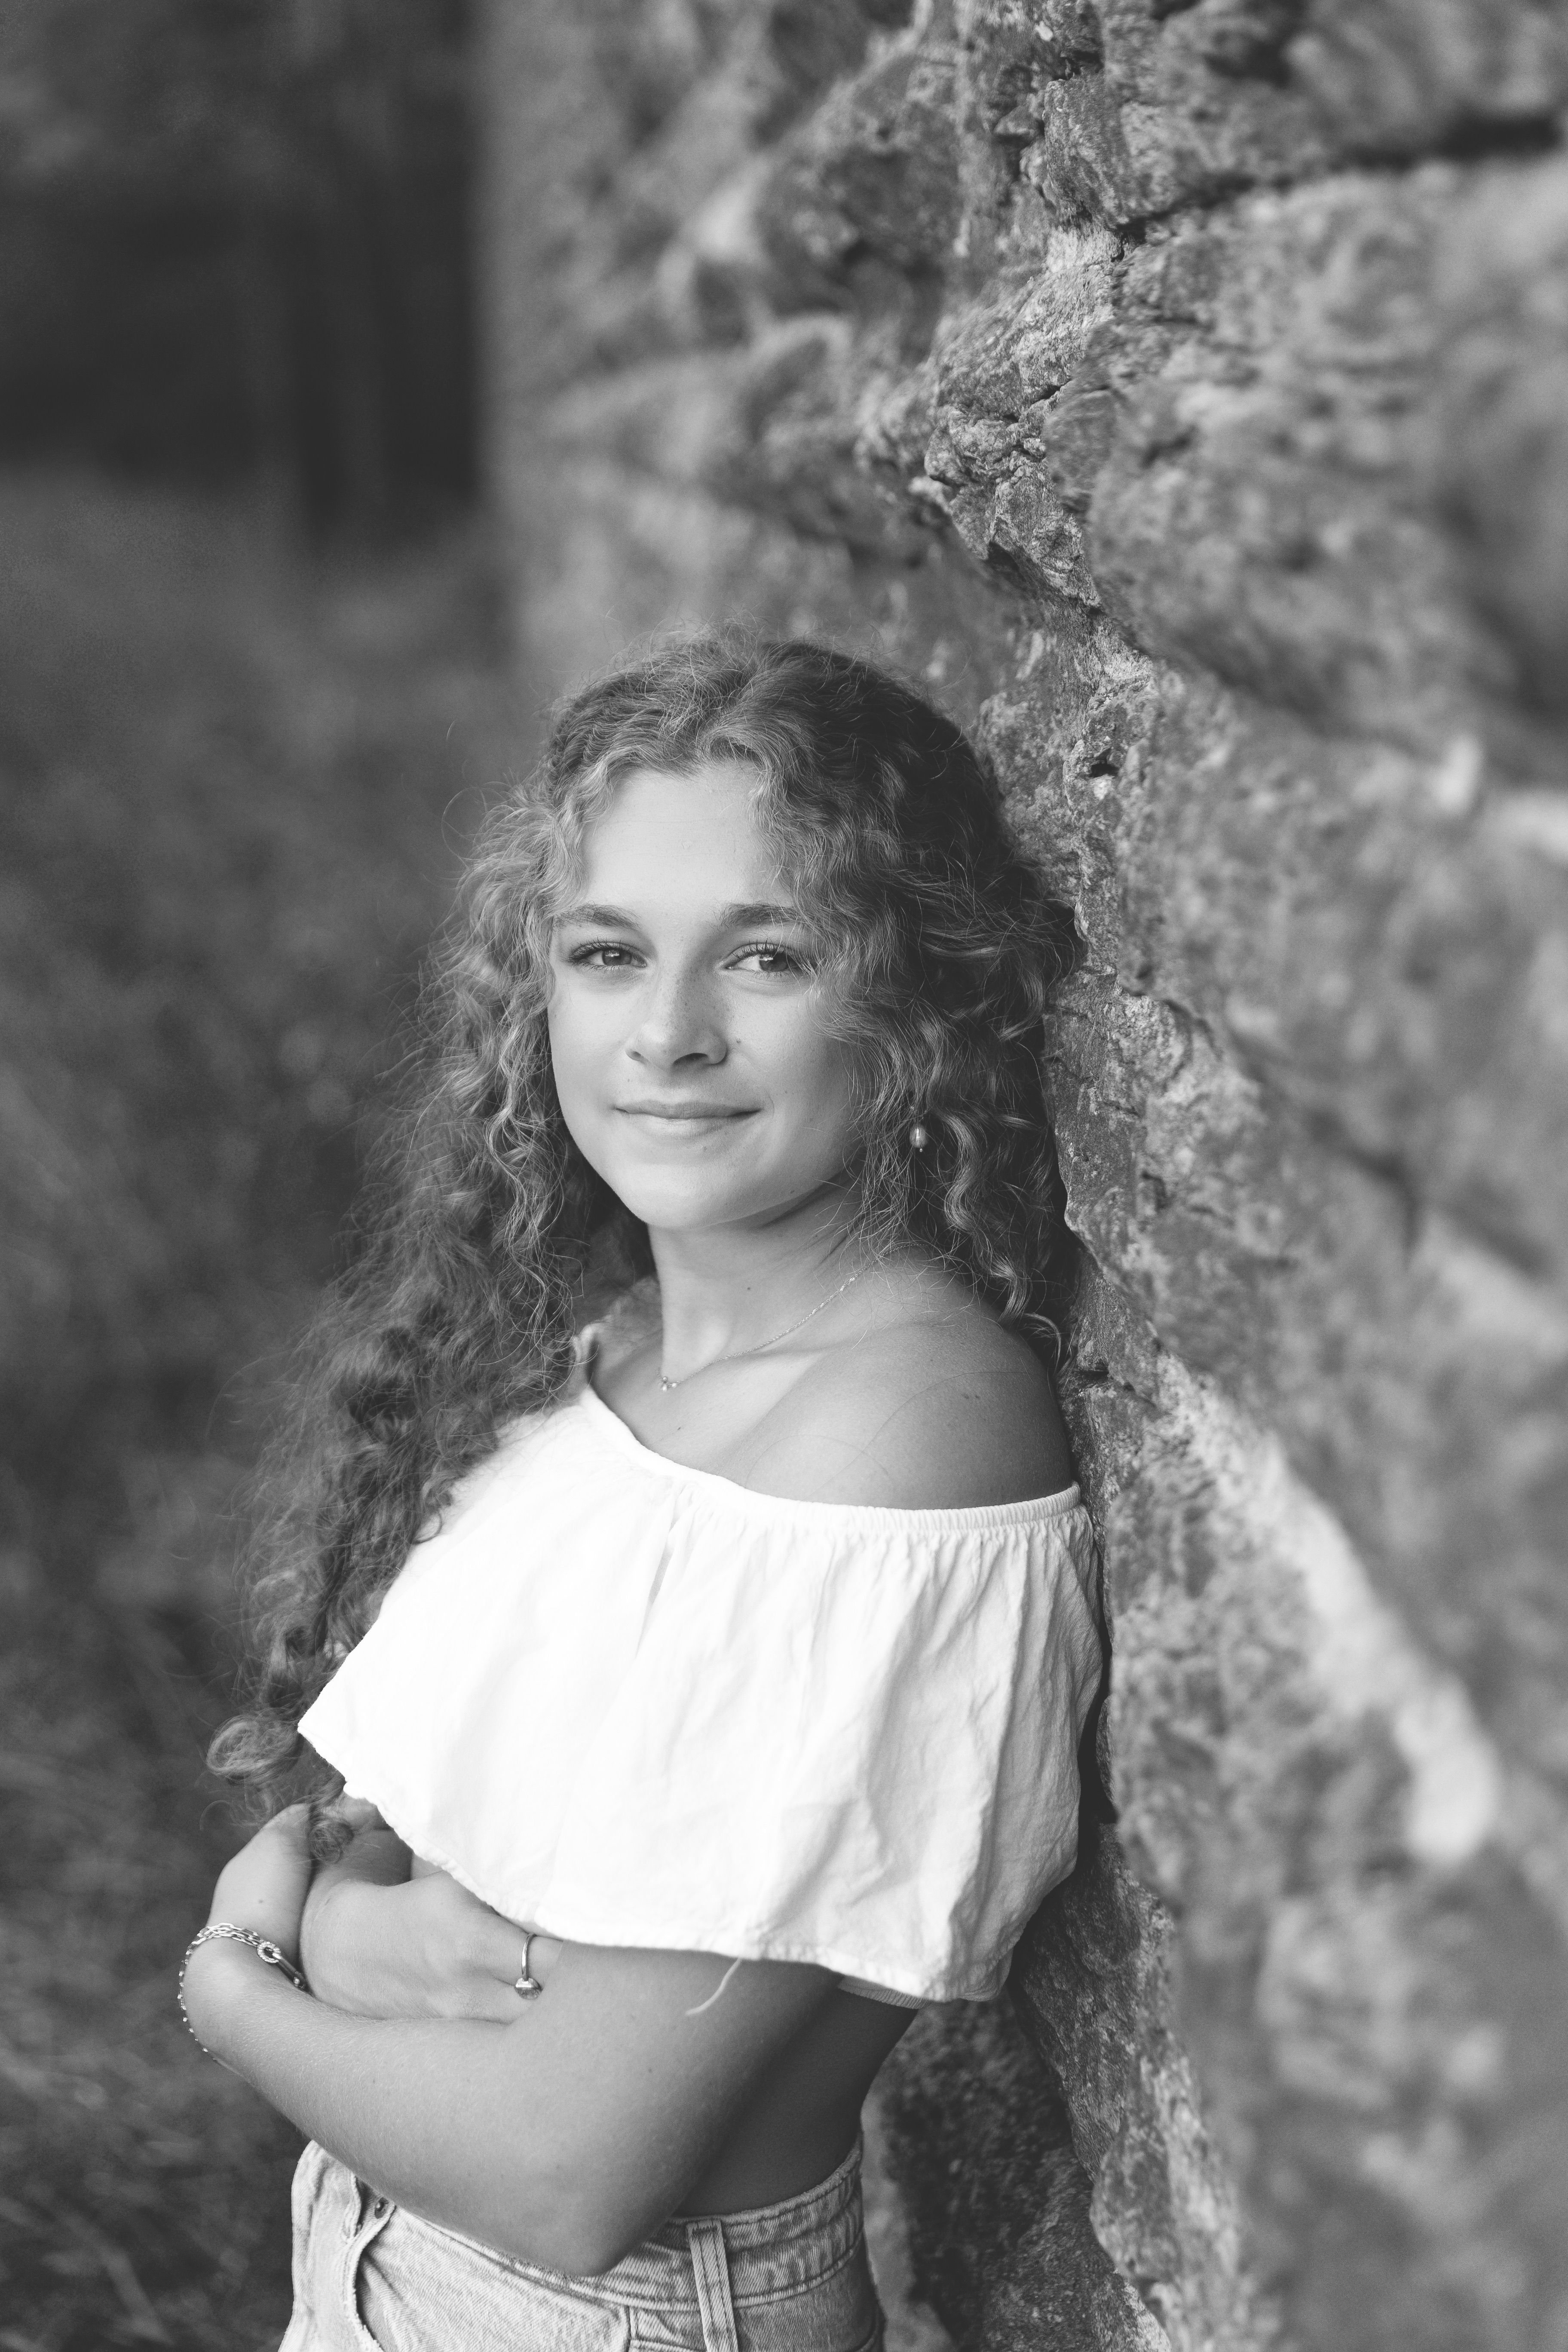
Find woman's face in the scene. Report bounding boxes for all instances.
[546,761,858,1237]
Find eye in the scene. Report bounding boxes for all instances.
[727,939,809,976]
[567,939,643,970]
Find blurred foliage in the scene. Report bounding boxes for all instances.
[0,469,522,1587]
[0,1604,301,2351]
[0,0,476,525]
[0,467,524,2345]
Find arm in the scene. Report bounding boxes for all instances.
[182,1812,834,2277]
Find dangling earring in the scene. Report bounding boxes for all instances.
[909,1120,929,1153]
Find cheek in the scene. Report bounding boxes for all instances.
[772,1023,859,1136]
[544,989,601,1114]
[546,1003,616,1180]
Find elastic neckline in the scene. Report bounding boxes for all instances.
[575,1357,1082,1532]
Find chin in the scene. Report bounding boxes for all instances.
[611,1178,760,1231]
[594,1150,794,1233]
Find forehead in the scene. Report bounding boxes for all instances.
[568,761,790,905]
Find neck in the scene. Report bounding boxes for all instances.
[645,1188,864,1375]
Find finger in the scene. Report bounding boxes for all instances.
[238,1808,312,1870]
[259,1802,312,1842]
[485,1923,564,1992]
[221,1808,308,1873]
[327,1796,386,1836]
[209,1808,315,1938]
[474,1912,537,1984]
[456,1939,561,2023]
[461,1982,537,2026]
[436,1885,550,1990]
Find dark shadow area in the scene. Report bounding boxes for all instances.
[0,0,476,534]
[877,2000,1116,2352]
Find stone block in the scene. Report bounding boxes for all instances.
[1014,1834,1277,2349]
[1100,1362,1568,2349]
[1011,0,1328,228]
[879,1993,1175,2350]
[1434,154,1568,720]
[756,34,964,314]
[1289,0,1567,159]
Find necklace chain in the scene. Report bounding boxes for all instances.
[658,1272,863,1393]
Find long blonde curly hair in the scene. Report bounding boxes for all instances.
[210,631,1078,1813]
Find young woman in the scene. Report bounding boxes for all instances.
[186,635,1104,2352]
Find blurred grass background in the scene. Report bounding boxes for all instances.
[0,3,509,2337]
[0,473,521,2349]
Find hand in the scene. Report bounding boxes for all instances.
[181,1804,314,2059]
[203,1802,313,1963]
[297,1803,415,2002]
[302,1862,557,2024]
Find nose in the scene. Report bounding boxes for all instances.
[625,962,728,1071]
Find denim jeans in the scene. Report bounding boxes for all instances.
[277,2136,886,2352]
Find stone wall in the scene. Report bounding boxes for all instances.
[478,6,1568,2346]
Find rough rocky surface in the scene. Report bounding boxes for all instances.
[479,5,1568,2346]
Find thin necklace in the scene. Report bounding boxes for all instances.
[658,1272,864,1393]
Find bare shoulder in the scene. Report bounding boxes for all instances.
[745,1299,1076,1510]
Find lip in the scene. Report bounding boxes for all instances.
[617,1102,756,1121]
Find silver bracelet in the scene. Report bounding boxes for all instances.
[178,1922,309,2052]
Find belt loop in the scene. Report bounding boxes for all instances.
[687,2216,741,2352]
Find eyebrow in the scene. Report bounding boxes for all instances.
[555,899,804,929]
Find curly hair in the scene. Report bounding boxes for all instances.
[209,631,1079,1816]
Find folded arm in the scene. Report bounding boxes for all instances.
[183,1811,834,2275]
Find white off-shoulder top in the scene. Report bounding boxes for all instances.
[298,1342,1103,2006]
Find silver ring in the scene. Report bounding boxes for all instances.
[513,1930,543,2000]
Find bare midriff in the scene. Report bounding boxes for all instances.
[675,1988,916,2217]
[402,1853,913,2221]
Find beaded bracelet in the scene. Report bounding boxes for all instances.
[178,1922,309,2052]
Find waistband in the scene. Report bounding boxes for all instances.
[421,2132,866,2311]
[656,2132,864,2263]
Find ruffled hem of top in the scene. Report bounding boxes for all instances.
[346,1768,1023,2006]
